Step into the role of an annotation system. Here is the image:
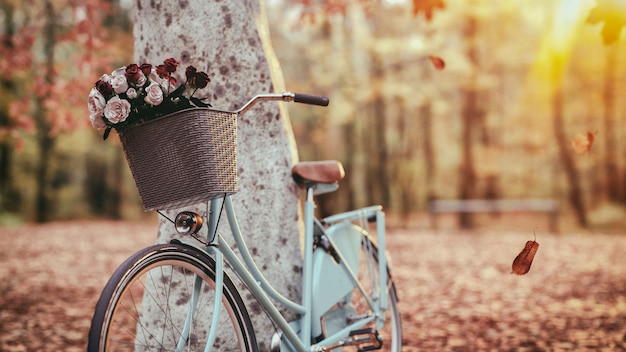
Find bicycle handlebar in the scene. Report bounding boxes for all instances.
[293,93,329,106]
[234,92,329,115]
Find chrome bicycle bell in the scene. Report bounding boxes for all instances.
[174,211,204,235]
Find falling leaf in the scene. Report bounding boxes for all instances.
[571,131,597,154]
[587,0,626,45]
[511,240,539,275]
[429,55,446,70]
[412,0,446,20]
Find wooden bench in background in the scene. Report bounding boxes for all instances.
[429,198,560,232]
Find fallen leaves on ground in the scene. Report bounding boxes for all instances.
[0,221,625,351]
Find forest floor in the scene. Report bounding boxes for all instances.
[0,219,625,351]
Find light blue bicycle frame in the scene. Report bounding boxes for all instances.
[179,186,389,352]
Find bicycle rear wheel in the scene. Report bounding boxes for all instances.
[323,234,402,351]
[355,237,402,351]
[88,243,258,352]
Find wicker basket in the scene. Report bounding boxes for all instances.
[118,108,238,211]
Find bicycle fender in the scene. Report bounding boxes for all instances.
[310,221,363,338]
[168,239,237,282]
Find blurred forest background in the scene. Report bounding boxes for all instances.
[1,0,625,231]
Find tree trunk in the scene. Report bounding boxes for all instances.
[553,81,587,227]
[603,45,620,202]
[0,134,10,211]
[0,5,16,214]
[458,16,478,229]
[108,151,124,219]
[34,0,57,223]
[368,53,390,209]
[421,102,435,201]
[134,0,301,349]
[372,94,390,207]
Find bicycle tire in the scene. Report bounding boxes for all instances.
[364,238,402,351]
[327,236,402,351]
[88,243,258,352]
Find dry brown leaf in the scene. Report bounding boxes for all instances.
[412,0,446,20]
[511,240,539,275]
[428,55,446,70]
[572,131,597,154]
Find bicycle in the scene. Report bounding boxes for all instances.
[87,92,402,351]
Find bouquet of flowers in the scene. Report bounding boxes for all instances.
[87,58,211,139]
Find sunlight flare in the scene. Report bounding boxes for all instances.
[530,0,589,89]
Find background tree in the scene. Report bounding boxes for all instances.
[0,0,132,222]
[1,0,626,232]
[457,13,479,228]
[268,0,626,231]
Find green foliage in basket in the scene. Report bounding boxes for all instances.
[87,58,211,139]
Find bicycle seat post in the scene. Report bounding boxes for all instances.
[301,185,316,347]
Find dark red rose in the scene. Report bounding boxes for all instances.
[125,64,142,84]
[163,58,179,73]
[156,64,169,78]
[185,65,197,82]
[139,63,152,76]
[185,66,210,89]
[95,79,113,98]
[194,71,210,89]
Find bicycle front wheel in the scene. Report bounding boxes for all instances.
[88,243,258,352]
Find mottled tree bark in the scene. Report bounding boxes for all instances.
[134,0,302,348]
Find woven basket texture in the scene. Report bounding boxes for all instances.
[118,108,238,211]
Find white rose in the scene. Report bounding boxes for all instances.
[111,67,126,77]
[110,74,129,94]
[136,71,147,86]
[89,113,107,129]
[149,69,172,92]
[104,96,131,124]
[126,88,138,99]
[87,88,106,116]
[144,82,164,106]
[99,74,112,83]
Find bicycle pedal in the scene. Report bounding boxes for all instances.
[349,328,383,352]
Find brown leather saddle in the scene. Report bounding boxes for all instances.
[292,160,345,189]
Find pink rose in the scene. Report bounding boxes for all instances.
[104,96,131,124]
[126,88,138,99]
[110,74,128,94]
[89,113,107,129]
[87,88,106,116]
[144,82,164,106]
